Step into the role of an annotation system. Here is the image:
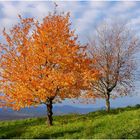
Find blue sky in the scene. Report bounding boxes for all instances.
[0,1,140,108]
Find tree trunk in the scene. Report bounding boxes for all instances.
[46,99,53,126]
[105,94,110,112]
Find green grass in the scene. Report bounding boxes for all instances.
[0,105,140,139]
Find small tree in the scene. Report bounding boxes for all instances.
[0,10,97,125]
[88,20,139,112]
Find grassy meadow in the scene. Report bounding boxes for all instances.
[0,105,140,139]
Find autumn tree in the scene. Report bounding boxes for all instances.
[0,10,97,125]
[87,20,139,112]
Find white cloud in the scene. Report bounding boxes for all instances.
[130,17,140,25]
[110,1,137,13]
[0,1,53,34]
[74,9,100,34]
[0,1,139,42]
[89,1,109,9]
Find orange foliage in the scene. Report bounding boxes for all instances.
[0,11,98,110]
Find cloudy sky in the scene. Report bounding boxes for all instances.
[0,1,140,108]
[1,1,140,41]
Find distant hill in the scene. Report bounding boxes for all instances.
[0,105,103,120]
[0,105,139,139]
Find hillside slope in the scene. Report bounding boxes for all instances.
[0,106,140,139]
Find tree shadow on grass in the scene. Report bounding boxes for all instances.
[35,120,105,139]
[0,117,82,139]
[0,127,25,139]
[0,118,45,138]
[34,129,82,139]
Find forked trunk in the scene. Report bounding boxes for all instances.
[46,99,53,126]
